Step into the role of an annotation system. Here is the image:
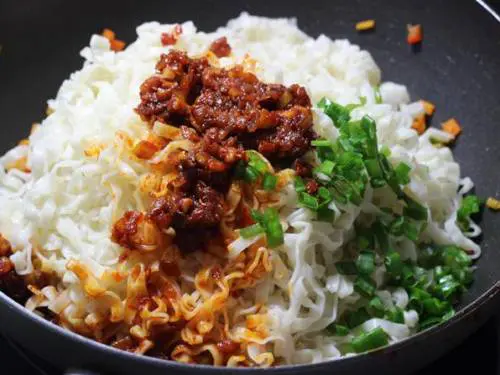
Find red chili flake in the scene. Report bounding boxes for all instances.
[210,265,223,280]
[161,24,183,46]
[305,179,319,194]
[407,24,423,45]
[209,37,232,58]
[216,339,239,354]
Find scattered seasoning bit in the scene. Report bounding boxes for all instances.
[356,20,376,32]
[161,24,183,46]
[441,118,462,137]
[411,114,426,134]
[101,28,126,52]
[133,140,159,159]
[102,28,115,40]
[407,24,423,45]
[486,197,500,211]
[420,100,435,116]
[209,36,232,58]
[110,39,125,52]
[161,33,176,46]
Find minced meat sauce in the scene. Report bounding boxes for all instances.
[0,235,32,304]
[113,49,314,253]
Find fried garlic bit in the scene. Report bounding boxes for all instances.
[486,197,500,211]
[355,20,376,32]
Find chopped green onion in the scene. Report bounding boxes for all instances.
[434,265,448,280]
[408,287,432,313]
[299,192,319,210]
[251,208,284,249]
[456,195,481,232]
[317,206,335,222]
[317,160,336,176]
[452,268,473,285]
[262,172,277,191]
[364,158,386,188]
[240,223,264,239]
[318,186,332,203]
[413,266,430,288]
[355,226,374,250]
[345,97,368,111]
[262,208,284,248]
[335,151,366,179]
[423,298,449,316]
[394,162,411,185]
[380,145,391,157]
[378,153,403,198]
[315,140,336,162]
[311,139,334,147]
[360,116,378,158]
[442,308,455,321]
[389,216,405,236]
[347,307,371,328]
[330,175,364,205]
[436,274,461,300]
[441,246,471,269]
[336,261,358,275]
[356,235,372,251]
[368,296,386,318]
[404,221,419,242]
[251,209,263,224]
[418,246,439,268]
[403,196,428,221]
[246,151,268,174]
[294,176,306,193]
[389,216,419,241]
[354,276,376,298]
[318,97,351,128]
[401,264,415,287]
[327,323,350,336]
[419,317,442,331]
[386,307,405,324]
[356,251,375,275]
[385,251,403,276]
[351,327,389,353]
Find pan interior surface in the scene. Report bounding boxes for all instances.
[0,0,499,373]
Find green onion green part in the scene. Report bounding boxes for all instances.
[262,172,277,191]
[351,327,389,353]
[240,223,264,239]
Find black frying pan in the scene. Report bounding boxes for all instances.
[0,0,499,374]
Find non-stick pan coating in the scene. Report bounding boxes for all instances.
[0,0,499,373]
